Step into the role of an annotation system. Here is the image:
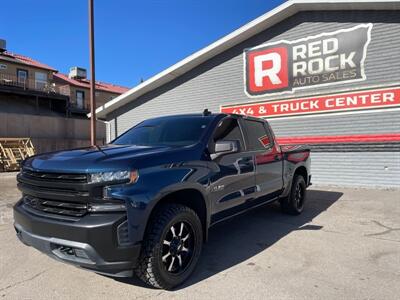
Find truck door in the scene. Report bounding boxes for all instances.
[242,119,283,199]
[208,117,257,223]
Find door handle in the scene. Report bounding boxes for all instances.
[236,157,254,174]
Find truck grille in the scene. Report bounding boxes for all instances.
[17,169,122,220]
[23,196,88,217]
[17,169,101,205]
[22,169,88,183]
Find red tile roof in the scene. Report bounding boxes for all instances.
[0,51,128,94]
[1,51,57,71]
[53,73,129,94]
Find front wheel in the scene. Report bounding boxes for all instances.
[135,204,203,290]
[280,175,307,215]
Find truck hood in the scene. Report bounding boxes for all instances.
[24,144,198,173]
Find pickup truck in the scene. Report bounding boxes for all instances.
[13,111,311,289]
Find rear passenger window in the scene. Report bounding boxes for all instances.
[244,120,271,150]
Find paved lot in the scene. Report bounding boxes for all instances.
[0,173,399,300]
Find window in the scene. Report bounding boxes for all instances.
[35,72,47,90]
[264,123,275,144]
[76,90,85,109]
[243,120,271,150]
[17,69,28,86]
[113,116,212,147]
[212,118,245,150]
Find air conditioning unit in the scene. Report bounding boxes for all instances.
[69,67,87,79]
[0,39,6,53]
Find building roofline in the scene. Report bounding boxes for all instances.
[0,52,58,72]
[93,0,400,118]
[54,73,129,94]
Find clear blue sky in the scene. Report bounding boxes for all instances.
[1,0,283,88]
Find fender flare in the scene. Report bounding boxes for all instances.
[138,182,211,242]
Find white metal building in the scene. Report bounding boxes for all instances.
[95,0,400,188]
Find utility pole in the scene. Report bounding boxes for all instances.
[89,0,96,146]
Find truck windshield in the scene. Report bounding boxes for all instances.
[112,116,213,147]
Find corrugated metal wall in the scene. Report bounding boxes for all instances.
[107,10,400,188]
[312,152,399,187]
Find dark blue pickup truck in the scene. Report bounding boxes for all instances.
[13,112,311,289]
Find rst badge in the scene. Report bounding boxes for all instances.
[244,24,372,97]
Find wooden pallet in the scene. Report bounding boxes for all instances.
[0,138,35,172]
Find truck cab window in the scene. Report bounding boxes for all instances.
[243,120,272,150]
[212,118,244,150]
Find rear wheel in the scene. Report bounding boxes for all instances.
[135,204,203,289]
[280,175,307,215]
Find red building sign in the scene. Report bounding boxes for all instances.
[221,87,400,118]
[244,24,372,96]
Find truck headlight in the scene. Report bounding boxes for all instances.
[89,170,139,184]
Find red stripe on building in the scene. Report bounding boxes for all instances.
[276,133,400,145]
[221,87,400,118]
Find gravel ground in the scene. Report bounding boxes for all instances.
[0,173,399,300]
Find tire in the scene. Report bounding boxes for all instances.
[135,203,203,290]
[280,174,307,215]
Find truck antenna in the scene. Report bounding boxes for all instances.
[203,109,211,116]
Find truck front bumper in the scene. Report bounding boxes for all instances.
[13,201,141,277]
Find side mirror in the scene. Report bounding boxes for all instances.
[214,140,239,155]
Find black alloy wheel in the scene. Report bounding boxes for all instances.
[161,221,195,274]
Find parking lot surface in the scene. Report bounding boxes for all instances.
[1,173,399,300]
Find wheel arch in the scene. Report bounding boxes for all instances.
[280,164,309,198]
[294,165,308,185]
